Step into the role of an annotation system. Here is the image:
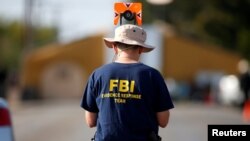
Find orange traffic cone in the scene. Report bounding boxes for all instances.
[242,100,250,122]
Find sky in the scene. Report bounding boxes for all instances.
[0,0,127,43]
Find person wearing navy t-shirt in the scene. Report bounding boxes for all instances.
[81,24,174,141]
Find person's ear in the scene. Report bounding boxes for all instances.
[138,47,143,54]
[112,43,118,54]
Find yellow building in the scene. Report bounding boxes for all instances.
[163,36,242,82]
[20,27,243,99]
[21,35,104,99]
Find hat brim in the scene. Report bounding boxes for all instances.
[104,38,155,53]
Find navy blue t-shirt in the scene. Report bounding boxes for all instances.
[81,62,174,141]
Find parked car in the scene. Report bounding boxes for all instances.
[0,98,15,141]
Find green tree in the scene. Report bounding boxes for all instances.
[0,18,58,70]
[132,0,250,60]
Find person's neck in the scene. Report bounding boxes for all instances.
[115,56,139,64]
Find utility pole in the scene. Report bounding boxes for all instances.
[23,0,34,52]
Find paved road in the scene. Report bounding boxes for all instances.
[9,99,248,141]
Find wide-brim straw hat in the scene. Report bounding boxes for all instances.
[104,24,155,52]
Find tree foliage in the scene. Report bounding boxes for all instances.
[0,18,58,70]
[132,0,250,60]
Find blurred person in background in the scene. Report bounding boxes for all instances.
[80,24,174,141]
[238,59,250,106]
[0,67,7,99]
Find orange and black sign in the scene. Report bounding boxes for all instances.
[114,2,142,26]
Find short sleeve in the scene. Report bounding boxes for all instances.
[153,72,174,112]
[80,74,99,113]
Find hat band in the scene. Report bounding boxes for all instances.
[115,35,145,43]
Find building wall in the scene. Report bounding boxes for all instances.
[41,62,85,98]
[21,35,104,98]
[163,36,242,82]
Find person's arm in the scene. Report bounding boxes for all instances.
[156,110,170,128]
[85,111,98,128]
